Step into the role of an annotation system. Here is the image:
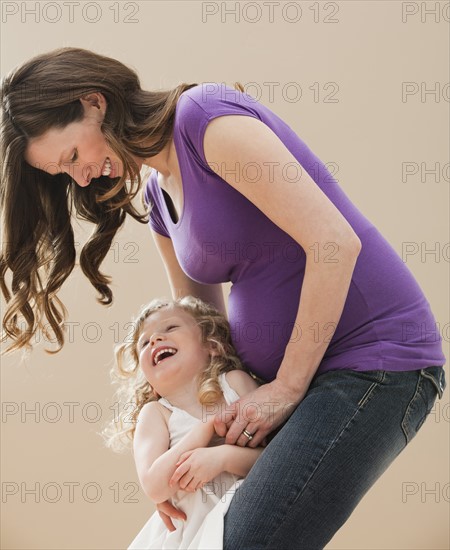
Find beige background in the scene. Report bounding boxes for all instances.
[1,1,449,548]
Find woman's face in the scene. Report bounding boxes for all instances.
[23,94,142,187]
[137,307,212,396]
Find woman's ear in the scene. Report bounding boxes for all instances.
[79,92,107,118]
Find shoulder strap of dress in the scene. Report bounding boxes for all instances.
[158,397,175,412]
[218,372,241,405]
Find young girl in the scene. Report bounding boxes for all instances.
[104,295,267,549]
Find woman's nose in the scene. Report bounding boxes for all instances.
[74,177,91,187]
[67,165,91,187]
[77,170,92,187]
[65,172,91,187]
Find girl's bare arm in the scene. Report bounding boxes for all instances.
[168,370,268,487]
[137,408,216,503]
[136,370,268,502]
[220,444,265,477]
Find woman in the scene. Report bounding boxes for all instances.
[1,47,446,549]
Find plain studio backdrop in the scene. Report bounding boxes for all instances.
[1,1,448,549]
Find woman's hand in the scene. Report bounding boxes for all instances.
[156,500,187,532]
[214,378,307,448]
[168,446,226,492]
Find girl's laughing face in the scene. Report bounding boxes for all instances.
[137,307,212,396]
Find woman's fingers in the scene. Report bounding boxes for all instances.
[221,380,301,447]
[213,396,274,447]
[214,404,238,437]
[214,414,242,442]
[236,423,259,446]
[213,414,228,437]
[223,415,251,446]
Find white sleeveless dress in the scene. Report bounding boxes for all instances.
[128,373,245,549]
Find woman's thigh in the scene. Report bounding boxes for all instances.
[223,365,446,550]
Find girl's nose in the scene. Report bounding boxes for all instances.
[151,334,165,347]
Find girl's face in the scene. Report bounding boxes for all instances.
[23,93,142,187]
[137,307,212,396]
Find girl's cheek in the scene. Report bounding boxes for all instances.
[138,352,148,367]
[140,365,153,384]
[139,354,153,374]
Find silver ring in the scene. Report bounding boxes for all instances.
[242,429,253,441]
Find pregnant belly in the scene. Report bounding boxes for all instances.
[227,276,303,381]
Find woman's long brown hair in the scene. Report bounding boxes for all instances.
[0,46,244,355]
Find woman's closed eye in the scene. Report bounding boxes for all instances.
[69,150,78,163]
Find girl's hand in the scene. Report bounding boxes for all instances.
[213,378,306,448]
[156,500,187,532]
[169,446,225,492]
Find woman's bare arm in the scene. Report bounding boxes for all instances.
[203,115,362,446]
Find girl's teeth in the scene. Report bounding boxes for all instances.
[102,158,112,176]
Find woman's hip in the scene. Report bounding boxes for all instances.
[304,365,446,444]
[223,365,446,548]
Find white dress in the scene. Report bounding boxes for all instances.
[128,373,245,549]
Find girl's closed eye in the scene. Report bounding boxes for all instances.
[139,326,177,350]
[70,150,78,163]
[141,340,149,349]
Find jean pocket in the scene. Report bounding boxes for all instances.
[401,367,445,444]
[420,366,446,399]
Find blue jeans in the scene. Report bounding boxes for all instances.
[223,365,447,550]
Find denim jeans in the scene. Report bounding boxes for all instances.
[222,365,447,550]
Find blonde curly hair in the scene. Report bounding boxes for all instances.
[102,295,247,453]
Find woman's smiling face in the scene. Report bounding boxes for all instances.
[23,93,125,187]
[137,306,212,396]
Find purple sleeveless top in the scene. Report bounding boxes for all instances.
[143,82,445,382]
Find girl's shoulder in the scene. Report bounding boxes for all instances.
[154,400,172,428]
[224,369,263,397]
[140,400,172,430]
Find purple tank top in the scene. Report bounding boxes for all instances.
[143,82,445,382]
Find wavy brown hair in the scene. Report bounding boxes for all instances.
[0,46,245,356]
[101,295,247,453]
